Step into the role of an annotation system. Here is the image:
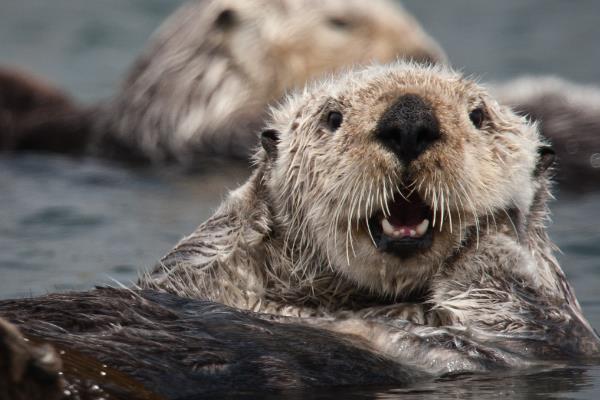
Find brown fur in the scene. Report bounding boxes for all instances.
[0,318,62,400]
[0,68,92,155]
[1,285,585,398]
[0,289,425,399]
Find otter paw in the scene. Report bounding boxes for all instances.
[0,318,63,400]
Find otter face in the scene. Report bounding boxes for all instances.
[214,0,445,99]
[125,0,445,160]
[264,63,542,298]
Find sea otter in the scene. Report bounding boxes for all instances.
[0,2,597,191]
[0,62,598,399]
[0,0,444,164]
[140,62,599,357]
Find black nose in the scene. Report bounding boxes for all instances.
[375,94,440,164]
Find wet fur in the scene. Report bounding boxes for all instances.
[0,288,424,399]
[1,63,599,399]
[0,318,62,400]
[0,287,587,399]
[141,63,600,360]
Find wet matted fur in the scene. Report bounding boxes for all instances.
[1,62,599,399]
[141,62,600,361]
[0,287,589,399]
[0,289,425,399]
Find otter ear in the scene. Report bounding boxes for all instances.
[214,8,237,30]
[261,129,281,160]
[535,145,556,175]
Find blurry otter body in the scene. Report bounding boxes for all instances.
[0,0,445,164]
[141,62,600,361]
[0,68,92,154]
[493,76,600,191]
[96,0,444,162]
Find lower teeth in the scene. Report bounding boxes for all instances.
[381,218,430,238]
[415,218,430,236]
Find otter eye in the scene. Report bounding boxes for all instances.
[469,107,485,129]
[215,9,236,29]
[327,111,343,131]
[327,17,353,30]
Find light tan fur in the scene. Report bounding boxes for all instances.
[95,0,444,163]
[140,62,599,361]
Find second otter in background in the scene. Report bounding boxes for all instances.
[493,77,600,190]
[0,0,444,163]
[101,0,445,163]
[1,1,597,189]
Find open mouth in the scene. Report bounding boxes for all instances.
[367,190,434,258]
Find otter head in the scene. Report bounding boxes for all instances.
[117,0,446,160]
[259,63,546,298]
[203,0,445,103]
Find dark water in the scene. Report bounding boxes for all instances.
[305,367,600,399]
[1,0,600,398]
[0,155,249,297]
